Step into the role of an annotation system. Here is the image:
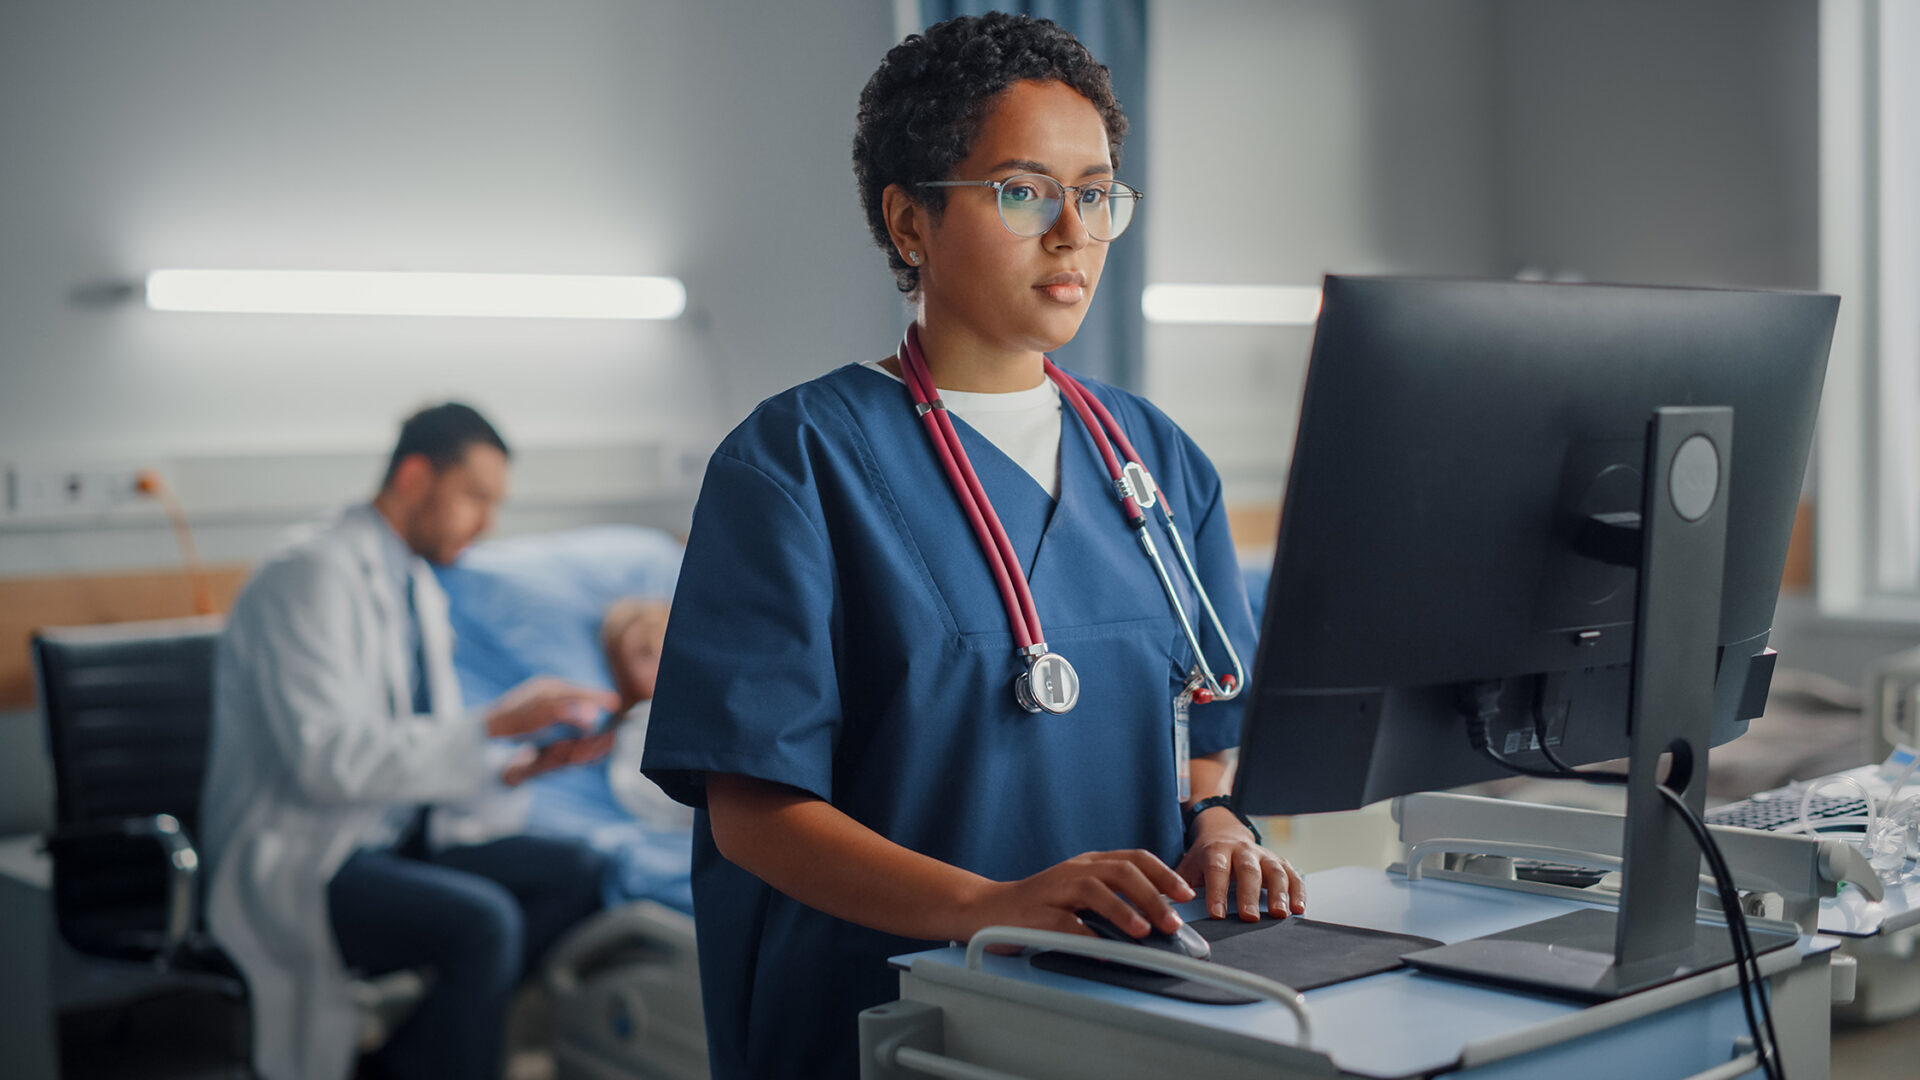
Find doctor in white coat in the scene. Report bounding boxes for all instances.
[200,403,620,1080]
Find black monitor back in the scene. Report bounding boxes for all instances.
[1233,276,1836,815]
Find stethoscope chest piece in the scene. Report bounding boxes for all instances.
[1014,650,1080,714]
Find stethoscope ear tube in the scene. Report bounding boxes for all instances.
[1157,515,1246,702]
[1049,361,1245,702]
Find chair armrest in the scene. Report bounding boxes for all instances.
[46,814,201,966]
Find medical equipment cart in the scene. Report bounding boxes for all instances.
[862,793,1873,1080]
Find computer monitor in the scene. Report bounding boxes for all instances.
[1232,275,1837,999]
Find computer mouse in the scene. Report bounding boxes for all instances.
[1076,908,1211,960]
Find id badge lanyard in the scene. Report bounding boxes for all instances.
[1174,682,1195,802]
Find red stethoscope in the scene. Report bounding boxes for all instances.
[895,323,1245,726]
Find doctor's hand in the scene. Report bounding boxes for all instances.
[1176,815,1306,921]
[484,678,621,739]
[961,849,1196,944]
[501,730,616,787]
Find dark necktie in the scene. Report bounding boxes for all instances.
[395,573,433,857]
[406,573,433,716]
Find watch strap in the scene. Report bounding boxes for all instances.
[1183,794,1262,845]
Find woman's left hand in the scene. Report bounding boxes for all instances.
[1175,811,1306,921]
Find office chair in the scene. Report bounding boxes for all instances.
[33,616,249,1066]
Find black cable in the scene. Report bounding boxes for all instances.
[1459,685,1784,1080]
[1519,709,1784,1080]
[1659,784,1786,1080]
[1465,680,1628,784]
[1463,681,1574,781]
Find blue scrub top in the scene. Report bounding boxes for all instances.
[643,362,1256,1080]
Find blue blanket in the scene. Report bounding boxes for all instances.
[436,526,693,914]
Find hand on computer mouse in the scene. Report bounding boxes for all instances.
[960,849,1194,946]
[1076,907,1211,960]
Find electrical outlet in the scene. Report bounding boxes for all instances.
[6,464,148,517]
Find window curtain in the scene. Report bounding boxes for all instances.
[914,1,1149,390]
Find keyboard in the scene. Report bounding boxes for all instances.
[1706,792,1869,832]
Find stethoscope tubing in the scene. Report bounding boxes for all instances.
[1050,364,1146,525]
[1048,359,1244,701]
[898,328,1044,650]
[897,323,1245,702]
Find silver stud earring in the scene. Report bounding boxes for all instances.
[907,251,922,266]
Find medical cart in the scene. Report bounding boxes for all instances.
[862,793,1877,1080]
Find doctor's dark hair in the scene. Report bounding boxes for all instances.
[380,402,511,489]
[853,12,1128,295]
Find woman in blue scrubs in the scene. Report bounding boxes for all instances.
[642,13,1304,1078]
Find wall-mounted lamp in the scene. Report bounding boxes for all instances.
[1141,284,1321,326]
[144,270,687,320]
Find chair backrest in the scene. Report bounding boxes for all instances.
[34,616,224,840]
[34,616,225,960]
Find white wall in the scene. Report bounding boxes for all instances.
[2,1,1820,563]
[0,0,902,574]
[0,1,1833,834]
[1144,0,1505,505]
[1144,0,1820,509]
[1494,0,1820,290]
[0,1,904,833]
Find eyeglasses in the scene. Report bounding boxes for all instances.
[920,173,1142,241]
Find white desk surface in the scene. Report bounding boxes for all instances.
[895,865,1830,1078]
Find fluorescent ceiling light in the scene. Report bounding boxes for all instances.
[1141,284,1322,326]
[144,270,687,320]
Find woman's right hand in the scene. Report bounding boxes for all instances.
[703,775,1198,947]
[960,849,1196,942]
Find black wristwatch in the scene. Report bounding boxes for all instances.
[1183,794,1262,845]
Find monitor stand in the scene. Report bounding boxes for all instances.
[1403,406,1797,1002]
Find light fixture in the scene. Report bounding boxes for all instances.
[144,270,687,320]
[1141,284,1322,326]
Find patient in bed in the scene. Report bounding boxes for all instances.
[599,597,694,833]
[435,526,695,914]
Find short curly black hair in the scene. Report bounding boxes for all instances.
[853,12,1129,295]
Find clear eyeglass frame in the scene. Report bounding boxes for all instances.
[920,173,1143,241]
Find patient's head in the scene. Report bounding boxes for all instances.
[603,597,671,707]
[375,402,511,565]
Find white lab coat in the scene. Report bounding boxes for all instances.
[199,505,494,1080]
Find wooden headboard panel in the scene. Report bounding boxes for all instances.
[1226,503,1282,554]
[0,564,251,710]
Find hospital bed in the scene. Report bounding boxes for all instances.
[437,524,692,910]
[544,900,708,1080]
[436,525,707,1079]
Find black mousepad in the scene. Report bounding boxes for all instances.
[1030,917,1445,1005]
